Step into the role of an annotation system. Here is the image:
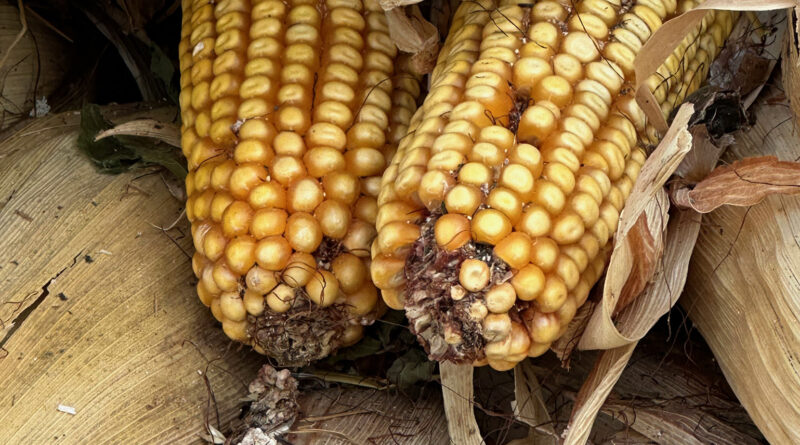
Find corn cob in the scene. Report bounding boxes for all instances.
[178,0,420,365]
[371,0,735,371]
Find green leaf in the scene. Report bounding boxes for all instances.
[149,42,180,105]
[387,349,436,390]
[77,104,186,179]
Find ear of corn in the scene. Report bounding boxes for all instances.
[372,0,735,371]
[179,0,420,366]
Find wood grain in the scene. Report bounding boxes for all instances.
[683,86,800,444]
[0,106,269,444]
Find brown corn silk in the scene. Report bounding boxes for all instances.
[178,0,420,365]
[371,0,736,371]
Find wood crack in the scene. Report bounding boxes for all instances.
[0,250,83,351]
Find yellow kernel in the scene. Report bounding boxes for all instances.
[445,184,483,216]
[472,209,512,245]
[246,266,279,294]
[315,200,351,239]
[343,219,377,257]
[551,211,585,245]
[512,264,546,301]
[287,177,324,213]
[532,75,573,109]
[531,237,559,272]
[332,253,368,294]
[500,164,535,200]
[562,32,599,63]
[255,235,292,271]
[370,254,406,289]
[220,292,247,322]
[376,221,420,254]
[517,205,552,238]
[225,235,256,275]
[345,282,378,316]
[285,212,323,252]
[494,232,532,269]
[267,284,296,313]
[305,270,339,308]
[435,213,472,251]
[483,313,512,342]
[282,252,317,287]
[523,310,560,343]
[222,201,253,238]
[518,105,557,145]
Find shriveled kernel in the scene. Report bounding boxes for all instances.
[459,259,490,292]
[486,283,516,314]
[483,313,512,342]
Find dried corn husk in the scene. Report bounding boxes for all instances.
[0,2,70,128]
[682,85,800,444]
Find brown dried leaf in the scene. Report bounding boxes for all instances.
[634,0,796,134]
[673,125,732,183]
[673,156,800,213]
[614,212,661,316]
[95,118,181,148]
[385,6,439,75]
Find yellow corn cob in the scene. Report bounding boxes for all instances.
[371,0,735,371]
[178,0,420,365]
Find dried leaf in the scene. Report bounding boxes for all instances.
[385,6,439,75]
[440,363,482,445]
[78,104,187,179]
[634,0,796,134]
[674,125,733,183]
[782,7,800,127]
[614,212,662,316]
[386,348,436,390]
[512,360,557,445]
[95,118,181,148]
[378,0,421,9]
[673,156,800,213]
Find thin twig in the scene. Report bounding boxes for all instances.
[0,0,28,73]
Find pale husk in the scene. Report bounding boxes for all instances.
[682,85,800,444]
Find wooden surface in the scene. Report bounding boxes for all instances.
[0,106,448,445]
[0,106,263,444]
[682,87,800,444]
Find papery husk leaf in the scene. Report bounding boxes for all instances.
[673,156,800,213]
[440,363,482,445]
[512,360,557,445]
[385,6,439,75]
